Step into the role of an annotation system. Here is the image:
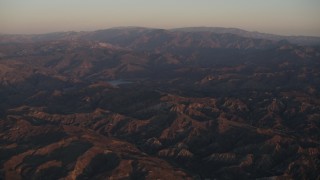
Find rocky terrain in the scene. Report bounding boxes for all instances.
[0,27,320,179]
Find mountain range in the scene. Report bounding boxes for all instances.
[0,27,319,179]
[2,26,320,46]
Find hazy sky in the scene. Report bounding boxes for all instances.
[1,0,320,36]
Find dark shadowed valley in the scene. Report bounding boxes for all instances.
[0,27,320,179]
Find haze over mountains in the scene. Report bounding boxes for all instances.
[0,27,320,179]
[2,27,320,46]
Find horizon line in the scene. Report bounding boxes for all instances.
[1,26,320,38]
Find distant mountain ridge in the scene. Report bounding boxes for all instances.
[1,27,320,46]
[171,27,320,46]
